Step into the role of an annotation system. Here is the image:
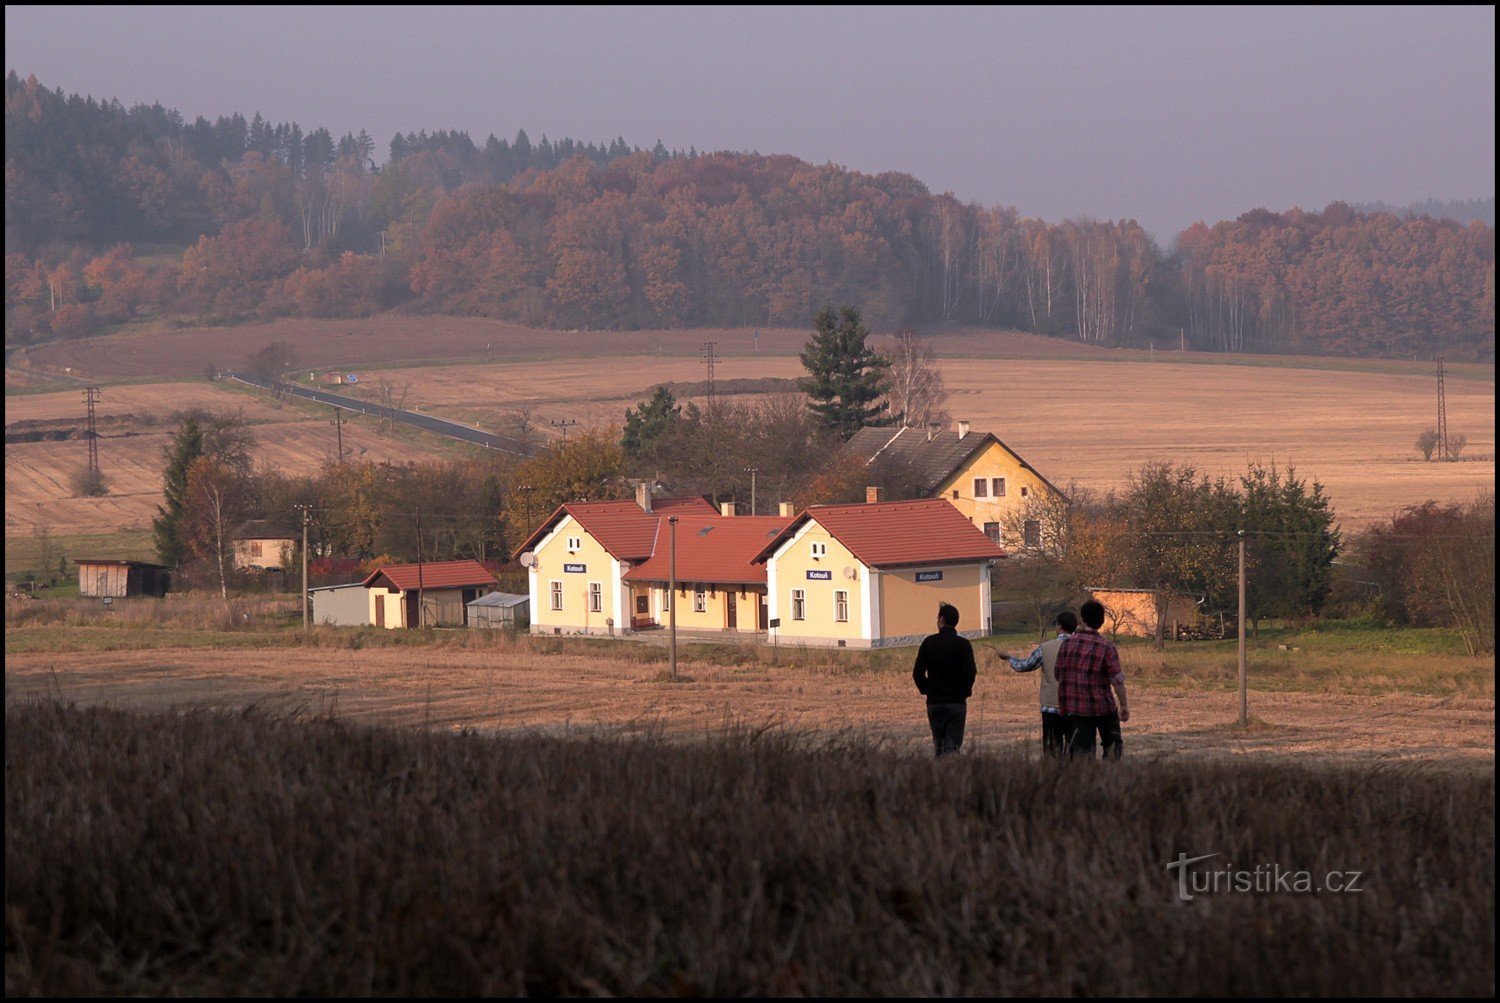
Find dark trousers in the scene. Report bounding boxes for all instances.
[1067,712,1123,760]
[926,702,968,757]
[1041,711,1070,759]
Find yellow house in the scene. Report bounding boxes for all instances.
[231,520,297,570]
[843,421,1066,549]
[755,499,1006,648]
[514,494,771,637]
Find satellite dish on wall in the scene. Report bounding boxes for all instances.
[519,552,537,568]
[842,566,857,579]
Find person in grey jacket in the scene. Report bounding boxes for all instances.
[912,603,977,757]
[997,610,1077,758]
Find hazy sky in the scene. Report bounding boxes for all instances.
[5,5,1494,241]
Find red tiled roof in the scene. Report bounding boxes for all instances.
[624,515,792,585]
[648,495,720,516]
[753,499,1006,568]
[361,559,498,592]
[514,500,660,561]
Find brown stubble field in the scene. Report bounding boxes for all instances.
[4,381,444,540]
[8,318,1493,539]
[348,353,1495,528]
[4,640,1492,766]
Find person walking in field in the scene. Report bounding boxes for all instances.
[912,603,978,757]
[995,609,1077,758]
[1055,599,1130,759]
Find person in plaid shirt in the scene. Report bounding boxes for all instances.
[1054,599,1130,759]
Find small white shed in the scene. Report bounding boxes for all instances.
[467,591,529,630]
[310,582,371,626]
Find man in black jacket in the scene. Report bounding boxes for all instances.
[912,603,978,757]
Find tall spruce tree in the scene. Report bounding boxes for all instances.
[153,417,204,568]
[800,305,892,440]
[622,385,681,460]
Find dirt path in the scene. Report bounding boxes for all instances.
[6,645,1492,765]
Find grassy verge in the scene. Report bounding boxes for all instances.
[6,702,1492,996]
[4,528,157,579]
[6,600,1493,697]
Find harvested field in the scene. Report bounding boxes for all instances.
[4,381,447,539]
[21,315,1490,383]
[19,318,821,380]
[353,355,1496,528]
[4,641,1491,764]
[1,380,290,425]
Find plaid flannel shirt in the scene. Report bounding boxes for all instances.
[1054,627,1125,717]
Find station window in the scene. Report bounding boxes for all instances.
[835,590,849,623]
[566,536,581,552]
[694,588,707,613]
[550,581,564,610]
[792,589,806,621]
[811,541,827,558]
[589,582,603,612]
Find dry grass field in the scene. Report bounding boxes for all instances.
[8,701,1492,995]
[4,381,447,542]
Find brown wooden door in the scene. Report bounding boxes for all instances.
[374,597,385,628]
[726,591,738,630]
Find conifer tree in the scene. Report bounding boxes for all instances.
[153,416,204,568]
[622,385,681,459]
[800,305,892,440]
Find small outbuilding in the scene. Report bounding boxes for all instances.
[1086,587,1207,638]
[76,559,171,598]
[309,582,372,626]
[362,559,500,628]
[467,591,530,630]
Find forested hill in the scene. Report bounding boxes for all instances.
[5,72,1495,361]
[1352,198,1494,228]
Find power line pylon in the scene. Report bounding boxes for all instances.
[1436,357,1448,460]
[83,386,101,480]
[701,340,718,403]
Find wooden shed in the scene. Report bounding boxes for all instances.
[76,559,171,598]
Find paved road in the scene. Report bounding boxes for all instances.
[227,373,534,456]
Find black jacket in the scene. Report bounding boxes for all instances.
[912,626,977,704]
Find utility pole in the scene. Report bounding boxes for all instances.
[743,466,758,516]
[550,418,579,441]
[1237,529,1247,726]
[83,386,101,484]
[1435,357,1449,461]
[668,515,678,680]
[295,503,311,629]
[517,484,536,530]
[415,503,426,629]
[330,407,345,463]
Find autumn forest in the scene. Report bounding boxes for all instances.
[5,73,1494,359]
